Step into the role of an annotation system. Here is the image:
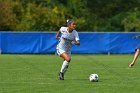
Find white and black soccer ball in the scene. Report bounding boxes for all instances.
[89,74,99,82]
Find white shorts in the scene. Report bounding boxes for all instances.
[57,48,71,56]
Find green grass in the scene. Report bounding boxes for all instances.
[0,54,140,93]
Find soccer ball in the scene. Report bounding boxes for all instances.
[89,74,99,82]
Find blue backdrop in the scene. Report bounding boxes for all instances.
[0,32,140,54]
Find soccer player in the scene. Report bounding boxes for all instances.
[56,20,80,80]
[129,35,140,67]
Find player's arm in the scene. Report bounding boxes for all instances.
[135,35,140,38]
[75,40,80,46]
[56,30,61,40]
[133,35,140,39]
[72,40,80,46]
[72,31,80,46]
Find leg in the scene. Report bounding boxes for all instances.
[60,52,71,62]
[129,49,140,67]
[59,52,71,80]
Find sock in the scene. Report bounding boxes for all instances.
[60,60,69,73]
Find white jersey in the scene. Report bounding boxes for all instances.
[57,27,80,52]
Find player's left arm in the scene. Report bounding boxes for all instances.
[72,31,80,46]
[133,35,140,39]
[135,35,140,38]
[72,40,80,46]
[75,40,80,46]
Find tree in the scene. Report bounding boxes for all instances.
[0,0,17,31]
[122,8,140,31]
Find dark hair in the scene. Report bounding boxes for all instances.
[67,20,74,26]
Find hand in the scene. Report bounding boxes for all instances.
[71,41,80,46]
[56,37,60,41]
[71,41,75,44]
[132,36,138,39]
[136,36,140,38]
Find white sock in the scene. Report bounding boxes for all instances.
[60,60,69,73]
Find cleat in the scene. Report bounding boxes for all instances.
[129,63,134,68]
[59,72,64,80]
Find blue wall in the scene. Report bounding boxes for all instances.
[0,32,140,54]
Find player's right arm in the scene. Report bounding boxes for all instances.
[56,30,61,41]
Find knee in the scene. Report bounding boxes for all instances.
[137,49,140,52]
[65,57,71,62]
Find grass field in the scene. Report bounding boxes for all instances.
[0,54,140,93]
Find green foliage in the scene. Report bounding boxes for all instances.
[122,8,140,31]
[1,0,140,31]
[0,0,17,31]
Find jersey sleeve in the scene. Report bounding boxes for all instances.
[59,27,66,33]
[74,31,80,41]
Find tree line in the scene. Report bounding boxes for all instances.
[1,0,140,32]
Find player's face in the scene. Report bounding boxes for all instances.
[69,22,76,30]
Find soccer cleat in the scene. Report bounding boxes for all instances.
[129,63,134,68]
[59,72,64,80]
